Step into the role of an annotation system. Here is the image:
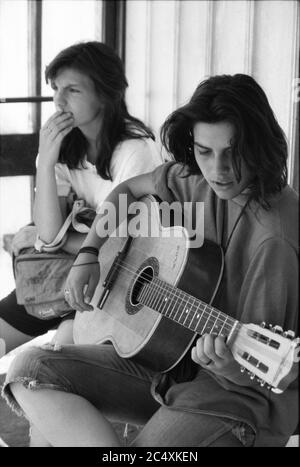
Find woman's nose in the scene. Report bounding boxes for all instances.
[54,92,66,111]
[214,155,231,174]
[56,103,65,112]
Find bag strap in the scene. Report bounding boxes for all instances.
[35,214,71,252]
[34,200,85,252]
[34,200,94,252]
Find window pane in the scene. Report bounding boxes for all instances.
[0,0,31,133]
[0,103,34,134]
[41,0,103,100]
[0,0,103,297]
[0,175,32,235]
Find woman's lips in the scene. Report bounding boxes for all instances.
[211,180,234,189]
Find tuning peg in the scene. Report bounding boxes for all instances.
[268,323,273,329]
[271,387,283,394]
[240,366,245,373]
[255,377,266,387]
[247,371,255,380]
[272,325,283,334]
[283,330,295,340]
[260,321,266,328]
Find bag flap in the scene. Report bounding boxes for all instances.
[15,252,74,305]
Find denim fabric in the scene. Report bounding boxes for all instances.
[2,344,159,423]
[2,344,255,447]
[132,408,255,447]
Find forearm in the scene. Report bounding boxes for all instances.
[81,185,136,251]
[79,175,152,252]
[62,232,86,255]
[33,164,64,243]
[64,173,156,312]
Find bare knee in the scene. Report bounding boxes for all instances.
[10,381,29,401]
[52,319,74,345]
[29,424,52,447]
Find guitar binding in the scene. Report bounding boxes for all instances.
[126,256,159,315]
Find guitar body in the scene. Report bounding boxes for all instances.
[73,196,224,372]
[73,196,299,391]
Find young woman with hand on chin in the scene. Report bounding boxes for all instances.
[0,41,162,355]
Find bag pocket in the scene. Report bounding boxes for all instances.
[14,248,75,320]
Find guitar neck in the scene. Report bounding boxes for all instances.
[138,277,239,341]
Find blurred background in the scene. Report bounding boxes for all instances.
[0,0,299,298]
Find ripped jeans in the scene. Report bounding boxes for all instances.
[2,344,255,447]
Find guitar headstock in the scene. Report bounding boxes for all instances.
[230,322,299,393]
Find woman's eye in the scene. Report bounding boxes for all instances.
[197,150,210,156]
[69,88,79,93]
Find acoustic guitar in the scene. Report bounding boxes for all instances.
[73,196,299,393]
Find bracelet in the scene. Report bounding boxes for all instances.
[72,261,99,268]
[76,246,99,258]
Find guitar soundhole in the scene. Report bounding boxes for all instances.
[126,257,159,315]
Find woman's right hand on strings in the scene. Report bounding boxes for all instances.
[38,111,74,167]
[64,252,100,312]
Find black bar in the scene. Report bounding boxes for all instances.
[28,0,43,130]
[117,0,126,62]
[102,0,126,62]
[0,97,53,104]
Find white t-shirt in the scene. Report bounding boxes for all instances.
[54,137,163,213]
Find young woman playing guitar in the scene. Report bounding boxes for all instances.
[3,74,298,447]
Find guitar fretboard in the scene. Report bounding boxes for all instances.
[138,277,238,338]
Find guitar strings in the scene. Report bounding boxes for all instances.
[104,255,237,333]
[89,258,293,379]
[115,240,238,332]
[95,256,295,368]
[113,238,294,338]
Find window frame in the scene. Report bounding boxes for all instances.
[0,0,126,177]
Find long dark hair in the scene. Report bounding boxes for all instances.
[45,41,154,180]
[161,74,288,209]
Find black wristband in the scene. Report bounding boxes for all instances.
[76,246,99,258]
